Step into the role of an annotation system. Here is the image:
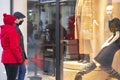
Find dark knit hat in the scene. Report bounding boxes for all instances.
[3,13,16,25]
[13,11,25,19]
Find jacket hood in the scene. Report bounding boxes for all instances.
[3,13,16,25]
[1,25,15,38]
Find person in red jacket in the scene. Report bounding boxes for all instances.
[0,13,22,80]
[67,15,75,40]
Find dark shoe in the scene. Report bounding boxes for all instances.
[75,62,97,80]
[74,72,82,80]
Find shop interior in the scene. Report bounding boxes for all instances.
[27,0,120,80]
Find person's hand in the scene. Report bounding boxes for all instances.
[24,59,28,66]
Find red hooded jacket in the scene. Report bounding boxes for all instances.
[1,14,22,64]
[67,15,75,40]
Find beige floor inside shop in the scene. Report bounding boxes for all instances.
[63,61,117,80]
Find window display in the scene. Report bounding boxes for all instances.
[64,0,120,80]
[27,0,120,80]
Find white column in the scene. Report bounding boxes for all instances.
[13,0,27,54]
[0,0,10,25]
[0,1,10,79]
[0,0,10,60]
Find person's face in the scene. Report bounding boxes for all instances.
[16,18,24,25]
[106,5,113,15]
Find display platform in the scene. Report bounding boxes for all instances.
[63,61,117,80]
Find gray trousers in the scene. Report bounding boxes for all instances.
[74,61,120,80]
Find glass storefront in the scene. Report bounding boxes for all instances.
[27,0,76,80]
[27,0,120,80]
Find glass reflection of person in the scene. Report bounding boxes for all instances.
[75,18,120,80]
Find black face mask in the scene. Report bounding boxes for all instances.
[18,20,24,25]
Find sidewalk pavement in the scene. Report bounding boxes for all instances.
[0,44,7,80]
[0,40,55,80]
